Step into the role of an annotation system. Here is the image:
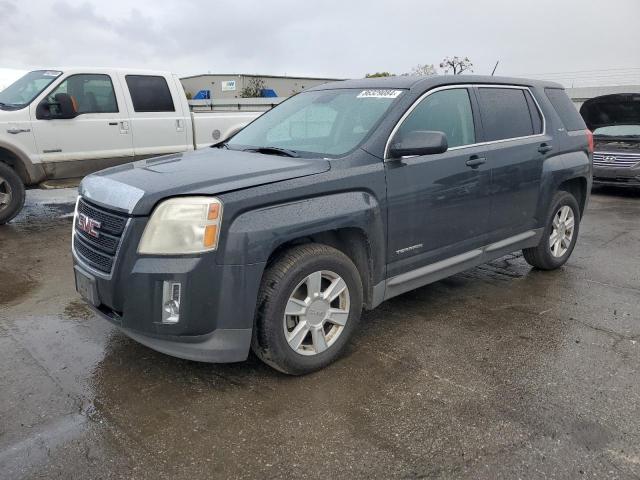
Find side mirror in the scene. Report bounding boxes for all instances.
[388,130,448,158]
[36,93,78,120]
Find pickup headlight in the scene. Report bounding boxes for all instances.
[138,197,223,255]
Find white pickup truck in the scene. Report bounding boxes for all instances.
[0,67,263,223]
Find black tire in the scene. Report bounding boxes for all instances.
[252,243,363,375]
[522,190,580,270]
[0,162,25,225]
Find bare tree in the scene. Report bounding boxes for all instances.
[240,77,266,98]
[439,56,473,75]
[408,64,438,76]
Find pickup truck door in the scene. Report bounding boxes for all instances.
[119,74,190,158]
[385,87,492,278]
[29,73,133,176]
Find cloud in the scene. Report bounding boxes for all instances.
[0,0,639,86]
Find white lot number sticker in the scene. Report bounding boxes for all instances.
[357,89,402,99]
[43,71,62,77]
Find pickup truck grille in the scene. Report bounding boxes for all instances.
[593,152,640,169]
[74,198,129,274]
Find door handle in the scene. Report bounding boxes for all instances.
[465,156,486,168]
[108,122,118,126]
[538,143,553,154]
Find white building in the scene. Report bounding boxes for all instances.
[567,85,640,109]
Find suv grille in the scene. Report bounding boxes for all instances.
[593,152,640,169]
[74,198,129,274]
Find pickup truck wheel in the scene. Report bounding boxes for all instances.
[0,163,25,225]
[522,191,580,270]
[252,244,363,375]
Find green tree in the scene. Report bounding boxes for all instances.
[240,77,266,98]
[365,72,395,78]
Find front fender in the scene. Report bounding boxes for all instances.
[219,191,385,273]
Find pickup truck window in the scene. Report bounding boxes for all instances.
[0,70,61,110]
[125,75,175,113]
[478,87,536,141]
[227,88,403,157]
[47,74,118,114]
[397,88,475,148]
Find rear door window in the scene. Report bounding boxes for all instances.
[125,75,175,112]
[545,88,586,131]
[477,87,535,141]
[397,88,476,148]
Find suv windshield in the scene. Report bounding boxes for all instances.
[227,88,404,157]
[593,125,640,137]
[0,70,62,110]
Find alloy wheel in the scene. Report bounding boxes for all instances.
[549,205,575,257]
[283,270,350,356]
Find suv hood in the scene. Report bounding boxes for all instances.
[580,93,640,131]
[80,148,330,215]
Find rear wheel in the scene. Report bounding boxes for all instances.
[252,244,363,375]
[522,191,580,270]
[0,163,25,225]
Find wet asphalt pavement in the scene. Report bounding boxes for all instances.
[0,187,639,479]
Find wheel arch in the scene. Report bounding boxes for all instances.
[220,192,386,309]
[265,228,376,308]
[539,150,591,223]
[558,176,588,217]
[0,143,44,185]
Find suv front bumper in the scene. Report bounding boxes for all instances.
[73,214,266,363]
[90,302,253,363]
[593,164,640,187]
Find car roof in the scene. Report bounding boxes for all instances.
[34,67,175,77]
[308,75,564,92]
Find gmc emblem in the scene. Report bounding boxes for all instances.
[77,213,101,238]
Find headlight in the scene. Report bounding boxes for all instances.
[138,197,223,255]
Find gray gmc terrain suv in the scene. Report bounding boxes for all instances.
[73,75,592,374]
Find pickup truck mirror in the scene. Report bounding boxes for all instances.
[388,130,448,158]
[36,93,79,120]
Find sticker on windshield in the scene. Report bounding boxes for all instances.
[357,89,402,99]
[43,71,62,77]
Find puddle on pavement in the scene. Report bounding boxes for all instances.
[0,270,38,307]
[63,300,94,321]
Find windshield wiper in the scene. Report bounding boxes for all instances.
[0,102,21,110]
[245,146,299,158]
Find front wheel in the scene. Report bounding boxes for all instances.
[522,191,580,270]
[0,163,26,225]
[252,244,363,375]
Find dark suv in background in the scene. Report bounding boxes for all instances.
[72,75,592,374]
[580,93,640,187]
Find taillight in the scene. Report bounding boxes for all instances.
[586,129,594,154]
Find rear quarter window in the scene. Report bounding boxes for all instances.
[126,75,175,113]
[545,88,586,132]
[477,87,535,141]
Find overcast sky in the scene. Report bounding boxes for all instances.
[1,0,639,86]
